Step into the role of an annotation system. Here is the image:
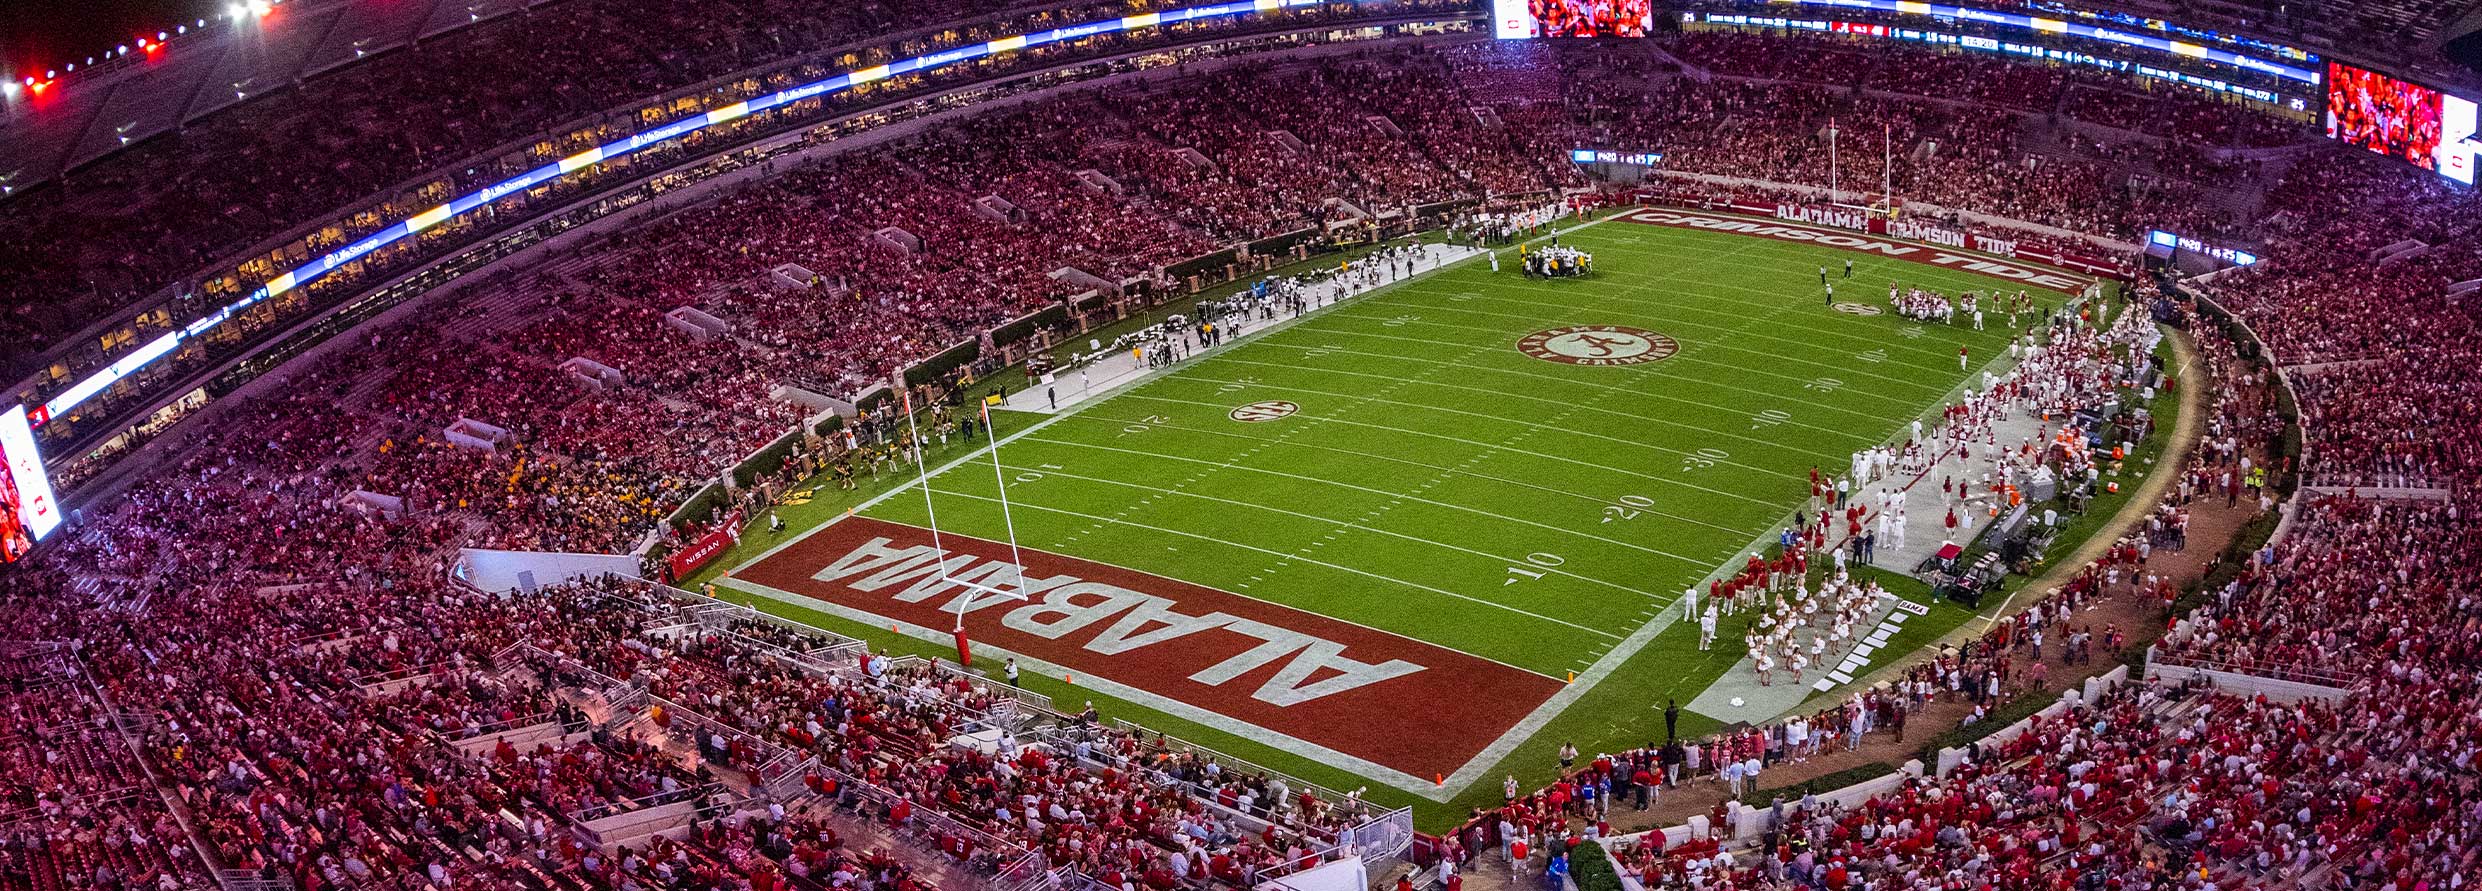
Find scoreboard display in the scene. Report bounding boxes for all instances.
[2327,61,2479,185]
[0,405,59,564]
[1495,0,1652,38]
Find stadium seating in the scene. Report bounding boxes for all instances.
[8,26,2482,891]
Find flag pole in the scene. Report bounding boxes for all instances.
[1829,117,1839,197]
[1883,121,1893,216]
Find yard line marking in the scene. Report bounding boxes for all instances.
[1244,328,1897,425]
[1105,392,1787,509]
[1389,284,1965,367]
[1040,411,1762,537]
[1198,354,1828,460]
[1366,292,1967,372]
[1473,226,2073,319]
[1007,440,1719,568]
[1227,337,1889,429]
[913,486,1626,642]
[1142,374,1860,476]
[1396,279,1982,365]
[1315,311,1947,395]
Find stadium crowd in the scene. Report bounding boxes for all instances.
[5,29,2482,891]
[0,22,2314,380]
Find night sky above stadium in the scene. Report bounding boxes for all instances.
[0,0,197,77]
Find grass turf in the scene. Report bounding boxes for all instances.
[864,221,2037,675]
[703,215,2166,826]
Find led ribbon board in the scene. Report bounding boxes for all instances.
[1570,149,1664,165]
[2147,230,2259,266]
[1757,0,2320,84]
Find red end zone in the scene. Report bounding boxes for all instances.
[1620,208,2093,293]
[736,516,1565,779]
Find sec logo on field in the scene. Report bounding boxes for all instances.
[1229,401,1299,422]
[1517,325,1680,366]
[1832,302,1884,316]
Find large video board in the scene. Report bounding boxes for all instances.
[2327,61,2479,184]
[1495,0,1652,37]
[0,405,60,564]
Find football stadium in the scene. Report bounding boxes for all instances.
[0,0,2467,888]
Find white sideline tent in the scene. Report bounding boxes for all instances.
[456,548,641,594]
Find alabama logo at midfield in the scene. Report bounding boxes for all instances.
[1518,325,1680,366]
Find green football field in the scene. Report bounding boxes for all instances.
[862,220,2041,677]
[868,222,2035,665]
[707,212,2139,812]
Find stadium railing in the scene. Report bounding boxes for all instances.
[2140,648,2358,691]
[441,709,562,743]
[1108,717,1366,817]
[213,870,296,891]
[809,763,1030,862]
[568,782,723,824]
